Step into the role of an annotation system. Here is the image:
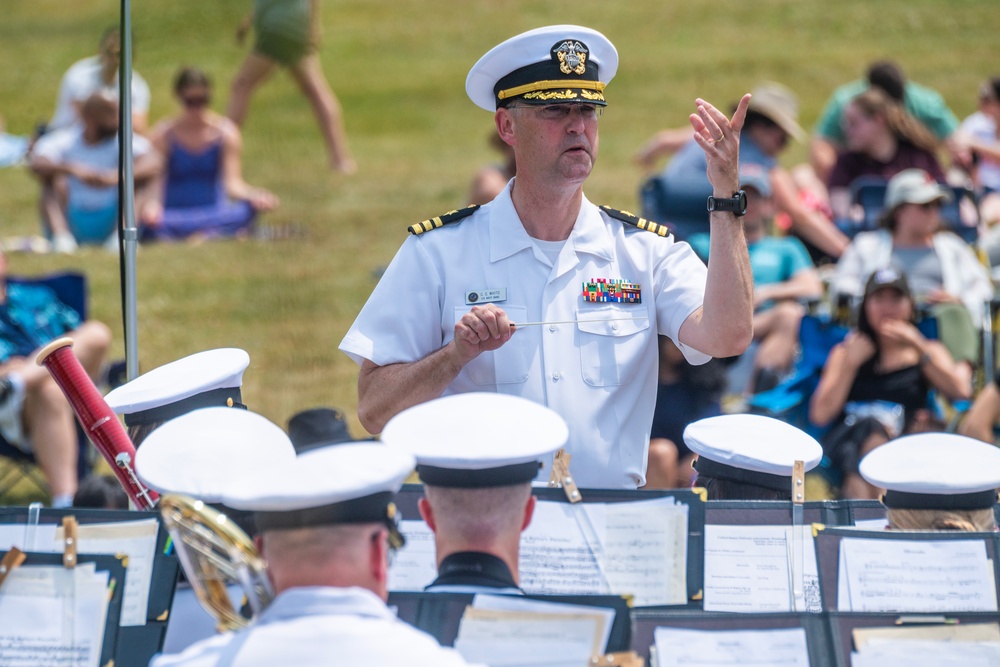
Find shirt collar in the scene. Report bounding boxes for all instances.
[257,586,394,625]
[488,181,613,264]
[428,551,521,591]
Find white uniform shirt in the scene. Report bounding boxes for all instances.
[150,586,481,667]
[49,55,151,132]
[340,182,710,489]
[32,126,152,210]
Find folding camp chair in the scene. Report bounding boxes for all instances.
[846,176,980,242]
[0,272,91,498]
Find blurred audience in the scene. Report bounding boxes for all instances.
[832,169,990,370]
[810,60,961,184]
[29,93,161,253]
[638,82,848,262]
[809,268,971,499]
[49,26,150,134]
[227,0,355,173]
[73,474,129,509]
[468,132,515,206]
[0,249,112,507]
[141,67,278,243]
[958,375,1000,445]
[826,88,945,221]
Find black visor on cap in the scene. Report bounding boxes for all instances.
[693,456,791,493]
[882,489,999,511]
[124,387,246,426]
[254,491,406,548]
[493,39,605,108]
[417,461,541,488]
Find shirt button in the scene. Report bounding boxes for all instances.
[552,372,561,381]
[611,322,619,330]
[548,325,557,332]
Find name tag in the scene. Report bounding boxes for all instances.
[466,288,507,305]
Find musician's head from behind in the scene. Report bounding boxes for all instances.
[105,348,250,448]
[135,407,297,537]
[223,442,414,600]
[685,414,823,502]
[860,433,1000,532]
[381,393,568,582]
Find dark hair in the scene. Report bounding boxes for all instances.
[848,88,939,154]
[866,60,906,102]
[698,475,792,501]
[173,66,212,96]
[74,475,129,509]
[987,77,1000,102]
[742,109,780,132]
[128,421,163,449]
[856,275,915,366]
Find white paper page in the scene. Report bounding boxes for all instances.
[704,525,819,613]
[840,537,998,612]
[519,501,610,595]
[471,592,615,654]
[593,497,688,606]
[54,518,159,626]
[653,626,811,666]
[852,518,889,531]
[851,639,1000,666]
[388,519,437,590]
[454,611,597,666]
[0,565,110,667]
[0,523,58,552]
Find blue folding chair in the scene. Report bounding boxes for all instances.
[0,272,91,498]
[846,176,980,243]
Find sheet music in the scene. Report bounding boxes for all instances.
[0,517,159,626]
[838,537,998,612]
[471,592,615,655]
[389,497,689,605]
[0,564,110,667]
[850,639,1000,666]
[653,626,811,666]
[454,607,600,666]
[703,524,820,613]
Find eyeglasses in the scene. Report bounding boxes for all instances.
[508,103,604,122]
[182,95,211,108]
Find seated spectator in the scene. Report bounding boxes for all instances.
[860,433,1000,531]
[957,78,1000,267]
[0,249,112,507]
[826,88,946,221]
[0,115,30,168]
[73,473,128,509]
[691,167,824,394]
[958,372,1000,444]
[48,26,151,134]
[29,93,161,253]
[810,60,961,184]
[832,169,992,368]
[644,336,727,490]
[809,268,971,500]
[640,82,848,261]
[467,131,515,206]
[140,67,278,243]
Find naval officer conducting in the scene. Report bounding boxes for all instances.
[340,25,753,489]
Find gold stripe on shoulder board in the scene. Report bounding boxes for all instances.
[600,205,672,237]
[407,204,481,235]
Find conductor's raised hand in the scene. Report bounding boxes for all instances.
[689,93,752,196]
[452,304,515,364]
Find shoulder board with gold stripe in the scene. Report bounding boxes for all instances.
[599,205,672,238]
[407,205,481,235]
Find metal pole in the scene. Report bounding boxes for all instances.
[118,0,140,381]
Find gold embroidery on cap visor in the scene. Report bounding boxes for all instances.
[498,79,606,102]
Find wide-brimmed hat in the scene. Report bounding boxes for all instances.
[748,81,805,142]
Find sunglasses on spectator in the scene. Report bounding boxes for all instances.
[182,95,211,108]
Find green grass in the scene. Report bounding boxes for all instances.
[0,0,996,501]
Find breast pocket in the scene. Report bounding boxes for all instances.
[455,305,530,386]
[577,305,650,387]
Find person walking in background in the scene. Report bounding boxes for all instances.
[141,67,278,242]
[226,0,356,173]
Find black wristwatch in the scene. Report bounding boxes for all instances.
[707,190,748,217]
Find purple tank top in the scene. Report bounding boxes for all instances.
[164,134,223,208]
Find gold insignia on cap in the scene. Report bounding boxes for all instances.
[386,502,397,520]
[553,40,588,75]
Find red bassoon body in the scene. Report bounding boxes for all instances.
[36,338,157,510]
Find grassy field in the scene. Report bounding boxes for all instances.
[0,0,996,502]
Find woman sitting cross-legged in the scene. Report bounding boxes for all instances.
[141,66,278,242]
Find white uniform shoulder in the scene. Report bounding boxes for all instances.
[599,205,673,238]
[407,205,482,236]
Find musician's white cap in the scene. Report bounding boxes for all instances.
[223,442,414,544]
[860,433,1000,510]
[380,392,568,487]
[135,407,296,503]
[106,348,250,426]
[685,414,823,491]
[466,25,618,112]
